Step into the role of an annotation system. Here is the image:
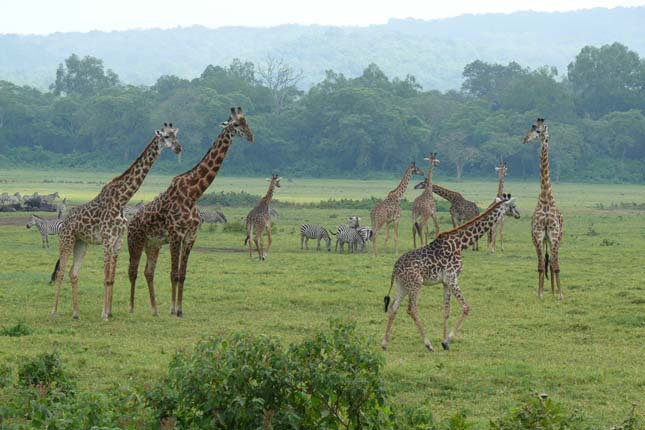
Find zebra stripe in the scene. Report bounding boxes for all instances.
[300,224,332,251]
[332,224,365,253]
[26,214,63,248]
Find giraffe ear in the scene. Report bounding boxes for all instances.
[423,157,430,161]
[155,130,162,137]
[219,121,228,128]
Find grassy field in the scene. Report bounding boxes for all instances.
[0,169,643,427]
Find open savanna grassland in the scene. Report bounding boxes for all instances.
[0,169,643,427]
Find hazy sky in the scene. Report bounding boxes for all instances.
[2,0,645,35]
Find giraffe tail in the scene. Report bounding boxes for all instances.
[544,251,550,280]
[50,258,60,284]
[384,270,396,312]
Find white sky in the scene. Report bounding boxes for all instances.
[2,0,645,35]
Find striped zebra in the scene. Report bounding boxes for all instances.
[331,225,365,253]
[300,224,332,251]
[198,207,228,230]
[26,214,63,248]
[357,226,374,249]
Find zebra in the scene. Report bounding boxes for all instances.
[300,224,332,251]
[356,226,374,251]
[331,224,365,253]
[26,214,63,248]
[269,207,279,219]
[41,192,60,204]
[198,207,228,230]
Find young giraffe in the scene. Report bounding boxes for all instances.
[522,118,564,299]
[431,184,481,250]
[370,162,425,256]
[412,153,440,248]
[488,161,508,252]
[381,194,520,352]
[128,108,253,317]
[50,124,182,320]
[245,174,281,261]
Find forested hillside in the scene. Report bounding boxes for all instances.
[1,41,644,182]
[1,7,645,90]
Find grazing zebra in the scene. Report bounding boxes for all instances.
[198,207,228,229]
[357,226,374,250]
[300,224,332,251]
[331,225,365,253]
[41,192,60,204]
[26,214,63,248]
[22,192,39,204]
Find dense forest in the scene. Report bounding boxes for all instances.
[2,7,645,90]
[1,42,644,182]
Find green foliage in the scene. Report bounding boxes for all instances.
[51,54,120,96]
[490,394,584,430]
[0,321,31,337]
[17,352,74,395]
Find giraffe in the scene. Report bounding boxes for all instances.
[128,107,253,317]
[522,118,564,299]
[488,161,508,252]
[370,162,425,256]
[50,124,182,320]
[381,194,520,352]
[245,174,281,261]
[412,153,440,248]
[430,184,481,250]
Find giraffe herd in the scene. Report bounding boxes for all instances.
[37,110,563,353]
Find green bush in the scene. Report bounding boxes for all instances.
[490,393,584,430]
[222,220,246,234]
[0,321,32,337]
[17,352,75,395]
[145,321,390,429]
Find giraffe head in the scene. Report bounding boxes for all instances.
[220,107,254,142]
[496,193,520,219]
[155,123,183,154]
[495,161,508,178]
[409,161,425,177]
[267,174,281,188]
[522,118,549,144]
[414,180,427,190]
[423,152,440,169]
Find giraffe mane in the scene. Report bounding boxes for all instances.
[436,199,504,238]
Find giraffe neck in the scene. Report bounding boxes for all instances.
[539,137,555,204]
[98,136,162,207]
[432,184,461,203]
[496,171,505,197]
[389,168,413,201]
[260,183,276,207]
[422,163,435,198]
[444,201,506,250]
[181,128,234,203]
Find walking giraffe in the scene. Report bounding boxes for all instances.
[488,161,508,252]
[381,194,520,352]
[50,124,182,320]
[430,184,481,250]
[370,162,425,256]
[412,152,440,248]
[128,108,253,317]
[245,174,281,261]
[522,118,564,299]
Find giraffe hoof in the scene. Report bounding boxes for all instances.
[176,310,183,318]
[441,341,450,350]
[72,314,80,321]
[152,311,159,317]
[425,344,434,352]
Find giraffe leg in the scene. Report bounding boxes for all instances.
[532,230,546,299]
[423,220,429,245]
[381,278,408,350]
[51,239,73,318]
[489,223,497,253]
[406,287,434,352]
[106,235,123,318]
[69,240,88,320]
[549,232,563,300]
[499,219,505,253]
[143,244,161,316]
[371,228,378,257]
[175,236,195,318]
[412,216,417,248]
[443,276,469,350]
[431,213,440,240]
[382,223,391,254]
[101,245,114,321]
[265,225,272,258]
[128,237,144,314]
[393,220,400,256]
[442,283,451,342]
[169,237,182,315]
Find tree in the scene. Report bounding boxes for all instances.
[567,43,645,117]
[51,54,120,97]
[462,60,528,107]
[257,57,304,114]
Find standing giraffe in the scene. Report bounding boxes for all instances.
[430,184,481,250]
[50,124,182,320]
[370,162,425,256]
[488,161,508,252]
[128,108,253,317]
[245,174,281,261]
[522,118,564,299]
[412,153,440,248]
[381,194,520,352]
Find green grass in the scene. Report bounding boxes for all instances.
[0,169,643,427]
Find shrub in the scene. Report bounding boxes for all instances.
[0,321,31,337]
[17,352,75,395]
[490,393,584,430]
[222,220,246,234]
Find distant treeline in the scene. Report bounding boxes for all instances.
[0,41,644,182]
